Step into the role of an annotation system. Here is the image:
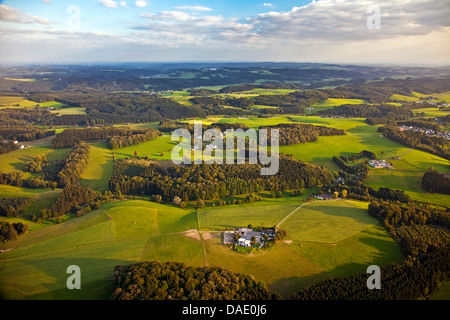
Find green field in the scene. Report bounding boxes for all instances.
[310,98,366,113]
[198,195,306,230]
[0,200,199,300]
[0,146,70,179]
[0,196,405,300]
[0,96,38,109]
[365,149,450,208]
[50,107,86,116]
[80,142,114,192]
[115,135,177,160]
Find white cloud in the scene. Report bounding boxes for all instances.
[120,1,127,8]
[99,0,118,9]
[253,0,450,41]
[174,6,213,12]
[135,1,148,7]
[42,0,52,4]
[263,3,274,7]
[0,5,51,24]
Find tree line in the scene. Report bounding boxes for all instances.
[57,144,90,187]
[107,128,163,149]
[111,261,281,300]
[0,126,55,142]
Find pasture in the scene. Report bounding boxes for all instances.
[80,142,114,192]
[0,200,199,300]
[0,195,405,300]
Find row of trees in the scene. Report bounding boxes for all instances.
[57,144,90,186]
[319,104,414,120]
[0,126,55,142]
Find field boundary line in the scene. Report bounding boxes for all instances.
[276,203,305,229]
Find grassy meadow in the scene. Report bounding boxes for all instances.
[0,197,405,300]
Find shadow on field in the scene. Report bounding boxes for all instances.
[18,256,133,300]
[269,261,380,299]
[307,203,374,226]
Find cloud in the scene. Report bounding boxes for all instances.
[263,3,274,8]
[0,5,51,24]
[252,0,450,42]
[119,1,127,7]
[174,6,213,12]
[42,0,52,4]
[99,0,118,9]
[136,10,257,46]
[135,1,148,7]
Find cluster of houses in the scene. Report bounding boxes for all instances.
[398,125,450,141]
[223,227,276,248]
[368,159,392,168]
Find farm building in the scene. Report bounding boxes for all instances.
[223,227,276,246]
[368,160,391,168]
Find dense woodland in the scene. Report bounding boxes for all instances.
[422,168,450,195]
[107,128,163,149]
[109,154,333,202]
[378,125,449,160]
[261,123,345,146]
[111,261,281,300]
[319,104,414,119]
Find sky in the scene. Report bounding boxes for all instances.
[0,0,449,65]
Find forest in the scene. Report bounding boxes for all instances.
[111,261,281,300]
[109,154,333,202]
[319,104,414,119]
